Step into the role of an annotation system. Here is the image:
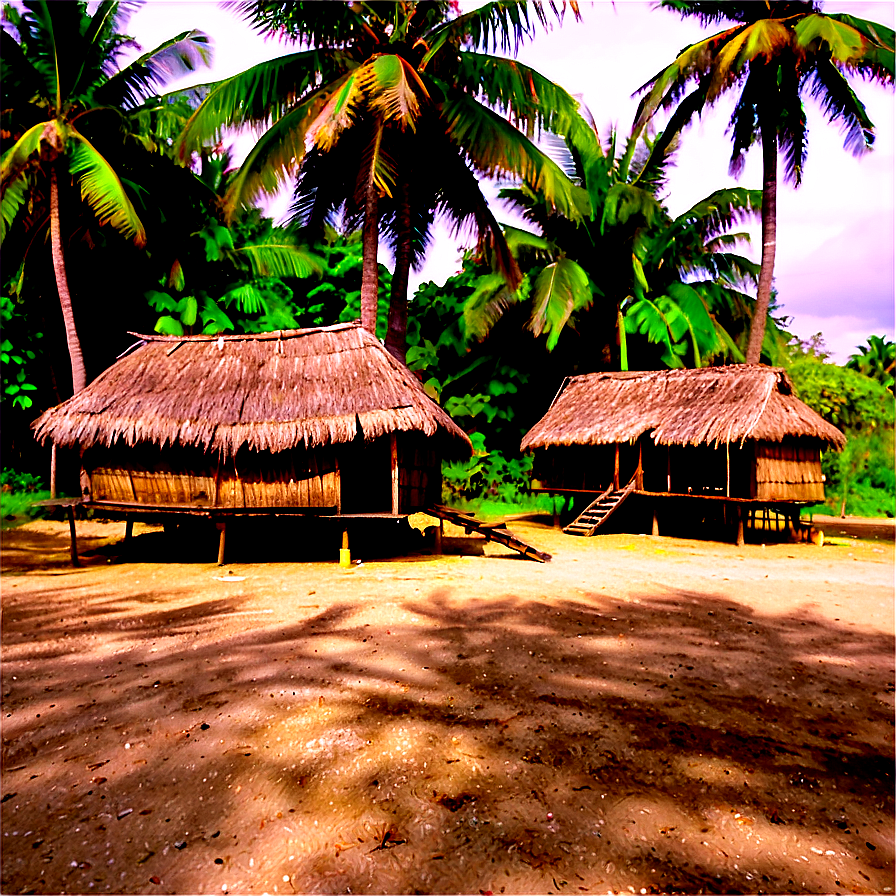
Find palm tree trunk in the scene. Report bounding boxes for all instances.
[745,113,777,365]
[360,175,379,335]
[49,163,88,393]
[385,179,411,363]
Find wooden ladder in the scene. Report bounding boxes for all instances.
[563,478,637,537]
[425,505,551,562]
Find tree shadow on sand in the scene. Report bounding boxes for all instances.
[1,579,893,895]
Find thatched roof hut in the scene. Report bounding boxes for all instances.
[36,322,470,457]
[522,366,844,505]
[35,322,470,516]
[522,366,844,451]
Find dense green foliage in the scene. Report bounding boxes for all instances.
[787,339,895,518]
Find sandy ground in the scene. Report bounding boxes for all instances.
[1,514,893,896]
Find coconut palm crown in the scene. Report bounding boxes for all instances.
[633,1,895,364]
[175,1,591,359]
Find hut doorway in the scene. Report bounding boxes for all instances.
[339,436,393,513]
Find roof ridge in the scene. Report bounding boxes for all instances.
[126,321,363,343]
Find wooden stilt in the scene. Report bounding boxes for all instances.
[434,519,443,554]
[613,444,620,490]
[651,508,659,537]
[125,519,134,544]
[67,505,80,567]
[552,494,561,530]
[50,443,57,499]
[736,506,745,546]
[217,522,227,565]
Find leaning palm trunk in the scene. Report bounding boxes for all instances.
[49,164,88,394]
[745,113,778,365]
[385,180,411,363]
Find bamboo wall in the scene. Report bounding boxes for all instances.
[86,444,340,509]
[85,433,443,514]
[754,439,825,502]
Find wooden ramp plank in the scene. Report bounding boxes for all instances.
[425,505,551,562]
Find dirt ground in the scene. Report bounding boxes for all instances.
[1,513,893,896]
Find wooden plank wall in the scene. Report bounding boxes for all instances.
[754,439,825,502]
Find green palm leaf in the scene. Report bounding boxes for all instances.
[528,256,592,350]
[443,93,588,222]
[98,29,213,110]
[68,132,147,245]
[175,51,352,158]
[230,235,323,280]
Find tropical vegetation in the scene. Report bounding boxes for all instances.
[0,0,212,393]
[175,0,589,360]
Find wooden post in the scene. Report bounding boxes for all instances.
[735,505,745,546]
[552,494,561,530]
[67,504,80,567]
[390,433,399,515]
[636,440,643,490]
[613,444,620,490]
[125,519,134,544]
[434,519,443,554]
[217,522,227,565]
[651,507,659,537]
[666,448,671,493]
[50,443,57,499]
[726,442,731,497]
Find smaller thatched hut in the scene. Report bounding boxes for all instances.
[521,366,844,539]
[34,323,471,538]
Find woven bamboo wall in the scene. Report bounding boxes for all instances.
[86,445,339,509]
[398,433,440,512]
[754,439,825,502]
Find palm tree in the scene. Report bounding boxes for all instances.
[847,335,895,393]
[465,121,761,369]
[633,1,894,364]
[176,0,589,360]
[0,0,211,393]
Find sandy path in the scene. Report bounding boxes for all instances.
[1,517,893,895]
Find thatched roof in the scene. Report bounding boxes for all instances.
[521,366,845,451]
[34,322,472,458]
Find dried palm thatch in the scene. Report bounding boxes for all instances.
[521,366,845,451]
[34,322,472,458]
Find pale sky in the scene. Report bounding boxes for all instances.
[124,0,896,362]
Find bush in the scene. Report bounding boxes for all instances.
[0,468,52,528]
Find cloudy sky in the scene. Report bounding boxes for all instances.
[126,0,895,361]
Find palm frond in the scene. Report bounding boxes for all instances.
[422,0,578,66]
[805,59,876,156]
[0,121,56,185]
[175,51,351,159]
[360,54,429,128]
[67,130,146,245]
[443,93,588,222]
[222,87,336,216]
[0,173,30,243]
[452,53,595,154]
[826,13,895,83]
[224,0,373,47]
[463,271,519,341]
[98,29,213,110]
[230,234,323,279]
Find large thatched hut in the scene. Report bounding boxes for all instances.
[521,366,845,539]
[34,323,471,530]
